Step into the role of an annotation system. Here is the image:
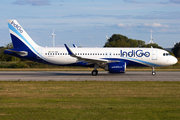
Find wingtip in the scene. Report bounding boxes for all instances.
[64,44,74,56]
[64,44,68,49]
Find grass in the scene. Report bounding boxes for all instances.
[0,81,180,120]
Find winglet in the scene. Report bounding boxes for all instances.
[73,44,77,48]
[64,44,75,56]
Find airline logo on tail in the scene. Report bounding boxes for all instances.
[10,21,23,33]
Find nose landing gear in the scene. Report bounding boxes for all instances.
[152,67,156,76]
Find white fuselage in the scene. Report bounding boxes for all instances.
[36,47,177,67]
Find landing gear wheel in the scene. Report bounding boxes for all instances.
[91,70,98,76]
[152,71,156,76]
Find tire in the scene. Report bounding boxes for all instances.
[91,70,98,76]
[152,71,156,76]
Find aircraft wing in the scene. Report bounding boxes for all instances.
[76,56,109,65]
[64,44,116,66]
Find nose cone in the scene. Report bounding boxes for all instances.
[171,56,178,65]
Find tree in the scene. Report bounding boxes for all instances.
[142,43,163,49]
[0,43,21,62]
[104,34,145,47]
[172,42,180,58]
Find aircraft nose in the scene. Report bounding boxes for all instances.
[172,56,178,65]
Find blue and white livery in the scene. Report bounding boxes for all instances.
[5,20,178,76]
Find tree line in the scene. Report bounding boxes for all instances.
[104,34,180,57]
[104,34,163,49]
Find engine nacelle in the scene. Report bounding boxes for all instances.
[105,62,126,73]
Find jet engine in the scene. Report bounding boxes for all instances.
[104,62,126,73]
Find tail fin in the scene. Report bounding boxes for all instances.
[7,20,40,49]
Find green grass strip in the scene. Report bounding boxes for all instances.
[0,81,179,120]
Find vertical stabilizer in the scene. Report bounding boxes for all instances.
[7,20,40,49]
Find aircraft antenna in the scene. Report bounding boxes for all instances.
[52,28,55,47]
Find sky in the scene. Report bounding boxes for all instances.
[0,0,180,48]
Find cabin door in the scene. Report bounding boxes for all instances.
[152,50,157,60]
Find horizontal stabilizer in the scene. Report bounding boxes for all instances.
[5,49,28,56]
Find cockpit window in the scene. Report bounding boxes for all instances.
[163,53,171,56]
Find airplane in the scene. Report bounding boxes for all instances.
[4,20,178,76]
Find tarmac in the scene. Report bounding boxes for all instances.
[0,71,180,81]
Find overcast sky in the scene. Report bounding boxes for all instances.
[1,0,180,48]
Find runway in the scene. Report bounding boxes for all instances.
[0,71,180,81]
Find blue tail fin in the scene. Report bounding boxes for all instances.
[7,20,40,49]
[6,20,46,61]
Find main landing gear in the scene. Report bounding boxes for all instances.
[91,64,99,76]
[152,67,156,76]
[91,70,98,76]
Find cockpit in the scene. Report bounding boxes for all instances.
[163,53,171,56]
